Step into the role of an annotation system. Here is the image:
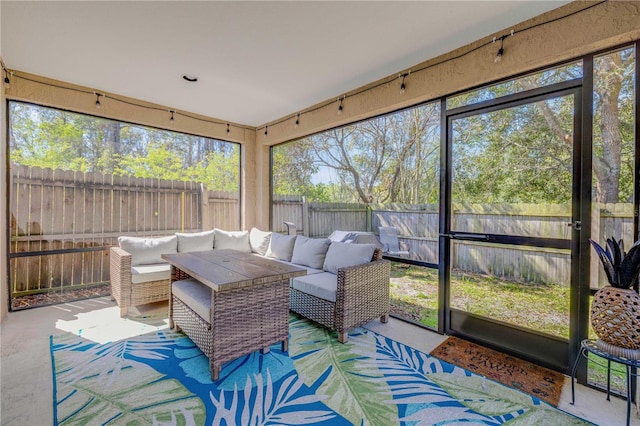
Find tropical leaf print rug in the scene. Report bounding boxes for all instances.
[51,315,591,425]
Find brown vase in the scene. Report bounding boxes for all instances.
[591,286,640,358]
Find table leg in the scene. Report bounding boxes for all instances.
[570,347,583,405]
[261,346,271,354]
[626,365,631,426]
[210,361,220,382]
[607,359,611,401]
[282,338,288,352]
[168,271,174,329]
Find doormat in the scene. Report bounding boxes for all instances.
[430,336,564,407]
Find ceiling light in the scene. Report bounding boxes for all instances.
[182,75,198,82]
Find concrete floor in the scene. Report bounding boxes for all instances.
[0,297,637,425]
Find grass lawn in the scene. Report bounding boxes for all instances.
[389,262,627,394]
[390,263,572,337]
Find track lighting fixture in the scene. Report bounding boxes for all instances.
[226,123,230,134]
[3,70,10,89]
[169,110,175,123]
[337,98,343,115]
[264,125,268,136]
[95,93,102,109]
[295,113,300,128]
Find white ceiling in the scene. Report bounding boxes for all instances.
[1,1,569,127]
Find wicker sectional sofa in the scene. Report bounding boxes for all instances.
[110,228,391,342]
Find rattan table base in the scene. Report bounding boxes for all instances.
[164,250,306,381]
[171,278,289,380]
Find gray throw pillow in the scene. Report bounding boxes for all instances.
[213,228,251,252]
[249,227,272,255]
[266,233,297,262]
[323,242,376,274]
[176,230,214,252]
[290,236,331,269]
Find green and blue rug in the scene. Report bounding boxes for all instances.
[51,315,591,425]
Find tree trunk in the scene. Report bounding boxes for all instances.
[594,54,624,203]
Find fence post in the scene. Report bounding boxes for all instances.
[200,183,208,231]
[366,204,372,232]
[302,196,309,237]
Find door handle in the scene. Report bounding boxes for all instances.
[567,221,581,231]
[440,233,491,241]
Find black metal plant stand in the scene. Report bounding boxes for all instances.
[571,339,640,426]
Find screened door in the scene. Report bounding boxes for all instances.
[442,80,584,372]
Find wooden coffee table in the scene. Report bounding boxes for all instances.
[162,249,306,380]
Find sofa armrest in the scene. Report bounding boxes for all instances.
[110,246,132,306]
[110,246,132,272]
[335,259,391,331]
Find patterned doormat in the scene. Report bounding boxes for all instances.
[430,336,564,407]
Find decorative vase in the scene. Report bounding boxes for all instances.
[591,285,640,359]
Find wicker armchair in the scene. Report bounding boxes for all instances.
[110,246,171,317]
[289,248,391,343]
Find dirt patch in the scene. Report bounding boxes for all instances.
[11,284,111,310]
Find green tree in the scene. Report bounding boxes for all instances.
[272,138,323,200]
[9,102,240,192]
[304,104,440,204]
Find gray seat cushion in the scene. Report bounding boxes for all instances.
[130,263,171,284]
[172,279,212,322]
[291,272,337,303]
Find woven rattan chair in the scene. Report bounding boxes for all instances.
[289,248,391,343]
[110,246,171,317]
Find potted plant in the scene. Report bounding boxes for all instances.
[589,237,640,359]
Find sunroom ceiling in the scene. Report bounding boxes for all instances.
[1,1,569,127]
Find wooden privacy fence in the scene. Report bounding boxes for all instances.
[10,165,239,297]
[272,195,370,236]
[272,196,635,287]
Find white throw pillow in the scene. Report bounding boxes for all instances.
[249,227,272,255]
[323,242,376,274]
[266,233,297,262]
[118,235,177,266]
[176,230,214,252]
[291,236,331,269]
[213,228,251,252]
